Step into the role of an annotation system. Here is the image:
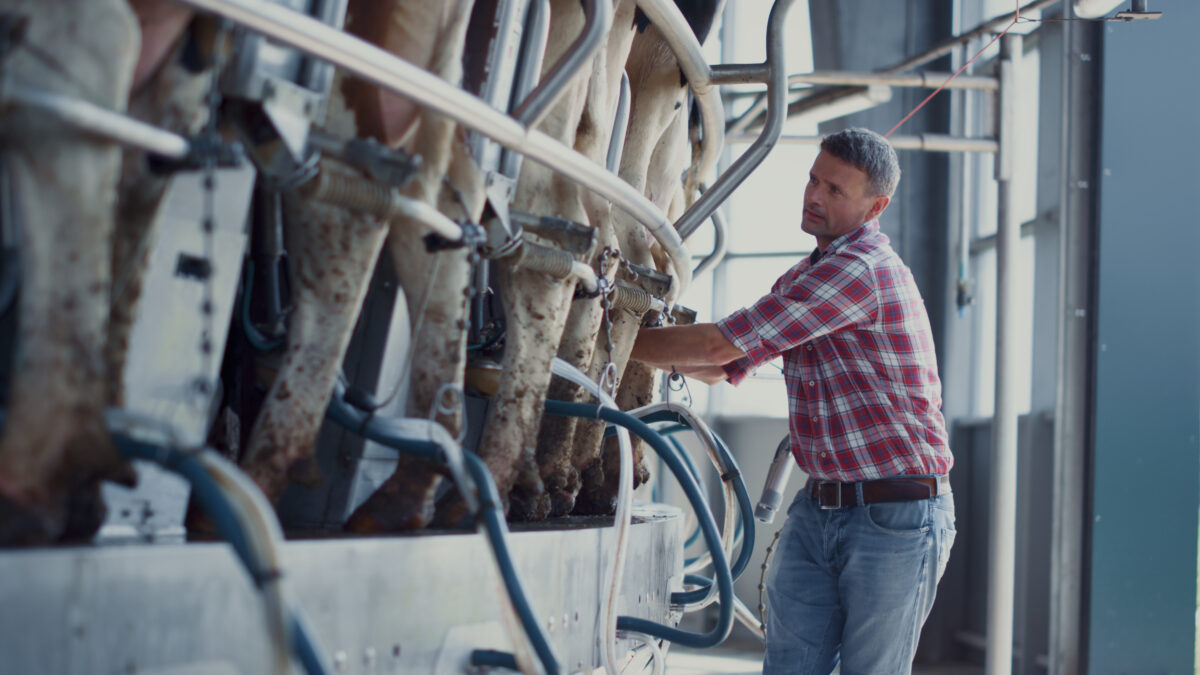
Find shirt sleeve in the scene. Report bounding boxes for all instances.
[715,255,879,383]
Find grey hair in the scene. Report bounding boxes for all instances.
[819,128,901,197]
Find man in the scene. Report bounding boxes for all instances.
[630,128,954,674]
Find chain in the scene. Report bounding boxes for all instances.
[596,247,618,397]
[195,23,231,402]
[758,528,784,631]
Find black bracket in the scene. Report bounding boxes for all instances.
[341,137,422,188]
[424,222,487,253]
[149,134,246,175]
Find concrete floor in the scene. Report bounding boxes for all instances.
[662,645,984,674]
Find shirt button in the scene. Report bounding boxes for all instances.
[811,416,817,422]
[820,452,828,457]
[808,380,815,387]
[807,345,813,351]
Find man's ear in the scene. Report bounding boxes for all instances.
[867,194,890,221]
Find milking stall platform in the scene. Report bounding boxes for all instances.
[0,506,683,674]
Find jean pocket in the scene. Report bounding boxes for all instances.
[864,500,932,536]
[936,527,957,580]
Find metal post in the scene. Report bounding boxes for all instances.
[987,33,1021,675]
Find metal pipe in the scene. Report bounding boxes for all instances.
[739,132,999,154]
[787,69,998,91]
[636,0,726,190]
[3,84,191,159]
[692,198,727,279]
[675,0,798,241]
[499,0,549,178]
[709,63,769,85]
[607,72,631,174]
[500,0,550,179]
[986,33,1021,675]
[173,0,692,295]
[512,0,612,128]
[729,0,1061,134]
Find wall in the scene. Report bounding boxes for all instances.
[1087,0,1200,670]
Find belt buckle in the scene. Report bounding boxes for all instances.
[816,481,842,510]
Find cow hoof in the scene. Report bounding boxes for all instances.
[57,481,108,543]
[183,500,220,540]
[343,508,429,535]
[571,492,617,517]
[431,495,475,530]
[508,490,551,522]
[547,488,577,518]
[0,491,60,547]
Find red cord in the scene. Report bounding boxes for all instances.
[883,2,1021,138]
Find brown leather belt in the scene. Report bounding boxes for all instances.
[806,475,951,510]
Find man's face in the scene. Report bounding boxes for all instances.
[801,151,889,249]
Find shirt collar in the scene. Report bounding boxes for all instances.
[813,220,879,262]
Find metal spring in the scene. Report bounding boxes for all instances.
[609,283,654,315]
[303,170,393,218]
[519,242,574,280]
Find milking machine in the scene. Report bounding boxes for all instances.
[0,0,810,671]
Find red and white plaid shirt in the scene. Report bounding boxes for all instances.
[716,221,952,482]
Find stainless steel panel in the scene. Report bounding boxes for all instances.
[0,504,683,675]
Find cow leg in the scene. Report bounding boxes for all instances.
[571,24,690,514]
[534,0,638,518]
[238,162,389,504]
[0,0,139,545]
[343,0,482,533]
[345,128,483,533]
[434,0,595,526]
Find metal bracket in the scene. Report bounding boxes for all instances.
[149,135,246,174]
[424,222,486,253]
[308,130,422,188]
[509,210,595,258]
[617,260,672,299]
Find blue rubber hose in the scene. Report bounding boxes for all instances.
[635,410,756,596]
[115,435,333,675]
[463,452,561,675]
[325,388,559,675]
[543,400,734,648]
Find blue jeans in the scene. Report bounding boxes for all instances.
[763,490,957,675]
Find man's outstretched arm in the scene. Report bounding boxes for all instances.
[630,323,746,374]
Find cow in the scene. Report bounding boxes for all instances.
[235,0,484,527]
[573,1,720,516]
[423,0,641,527]
[0,0,205,545]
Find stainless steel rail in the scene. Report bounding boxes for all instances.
[737,132,999,154]
[512,0,611,128]
[674,0,798,241]
[692,199,727,279]
[172,0,692,294]
[728,0,1062,135]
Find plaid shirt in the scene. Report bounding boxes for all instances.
[716,221,951,482]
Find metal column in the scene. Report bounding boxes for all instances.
[986,33,1021,675]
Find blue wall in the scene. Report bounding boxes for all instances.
[1089,0,1200,670]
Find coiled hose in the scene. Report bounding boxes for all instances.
[633,408,755,605]
[542,400,734,648]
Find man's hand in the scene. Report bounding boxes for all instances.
[629,323,745,376]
